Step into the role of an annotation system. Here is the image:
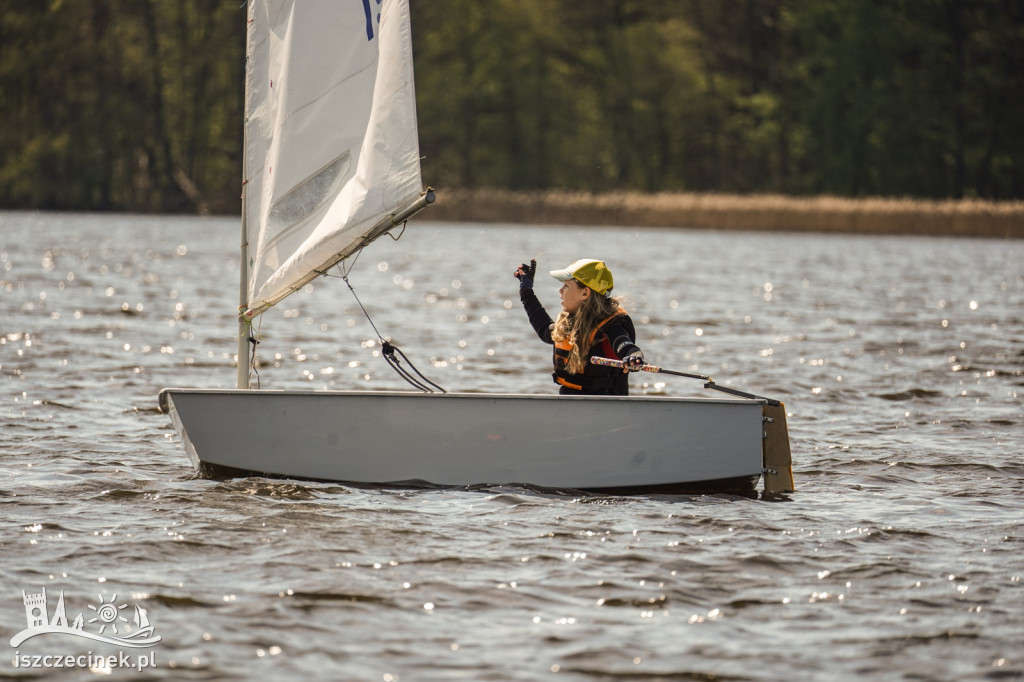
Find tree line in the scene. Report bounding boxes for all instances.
[1,0,1021,214]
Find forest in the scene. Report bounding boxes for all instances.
[1,0,1022,215]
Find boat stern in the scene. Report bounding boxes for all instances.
[762,402,795,493]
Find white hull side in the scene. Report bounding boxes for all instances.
[158,390,765,491]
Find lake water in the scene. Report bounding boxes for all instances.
[1,211,1022,680]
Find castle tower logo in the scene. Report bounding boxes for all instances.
[10,588,161,649]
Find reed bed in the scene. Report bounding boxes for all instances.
[422,188,1024,238]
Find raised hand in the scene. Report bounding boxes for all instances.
[514,259,537,290]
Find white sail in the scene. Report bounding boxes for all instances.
[243,0,424,316]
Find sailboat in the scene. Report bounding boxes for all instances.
[158,0,794,496]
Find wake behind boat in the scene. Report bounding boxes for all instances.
[158,0,794,496]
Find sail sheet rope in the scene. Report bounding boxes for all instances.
[331,244,447,394]
[241,235,446,393]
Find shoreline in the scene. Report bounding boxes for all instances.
[419,188,1024,238]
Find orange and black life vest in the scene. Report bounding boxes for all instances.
[552,312,633,394]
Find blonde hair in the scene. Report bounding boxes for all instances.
[552,281,624,373]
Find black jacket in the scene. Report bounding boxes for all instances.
[520,288,640,395]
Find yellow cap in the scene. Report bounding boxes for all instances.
[549,259,614,296]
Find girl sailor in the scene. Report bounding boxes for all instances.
[515,258,645,395]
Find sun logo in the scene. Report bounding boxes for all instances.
[86,594,129,635]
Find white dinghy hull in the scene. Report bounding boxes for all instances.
[159,390,768,494]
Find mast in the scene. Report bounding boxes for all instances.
[236,197,250,389]
[236,5,252,391]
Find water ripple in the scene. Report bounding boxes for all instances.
[1,213,1022,680]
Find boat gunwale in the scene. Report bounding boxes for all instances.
[158,387,768,414]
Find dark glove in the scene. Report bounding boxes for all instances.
[514,259,537,290]
[622,351,645,372]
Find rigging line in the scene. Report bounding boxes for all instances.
[341,274,447,394]
[239,308,264,389]
[385,220,408,241]
[384,342,446,393]
[341,274,386,343]
[335,242,365,279]
[248,316,262,390]
[324,219,406,282]
[383,352,432,392]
